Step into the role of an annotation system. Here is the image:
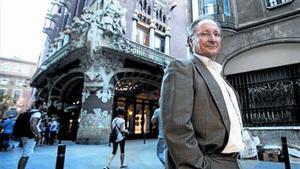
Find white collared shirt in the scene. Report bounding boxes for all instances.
[195,54,245,153]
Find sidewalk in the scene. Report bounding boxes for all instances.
[0,139,299,169]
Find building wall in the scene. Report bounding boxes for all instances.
[237,0,300,26]
[220,13,300,65]
[169,0,189,59]
[0,57,36,114]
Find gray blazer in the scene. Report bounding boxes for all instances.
[160,55,233,169]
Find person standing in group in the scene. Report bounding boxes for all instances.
[151,107,167,166]
[103,109,129,169]
[160,17,245,169]
[2,115,16,150]
[49,117,59,145]
[17,100,44,169]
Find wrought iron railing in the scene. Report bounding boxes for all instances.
[227,63,300,127]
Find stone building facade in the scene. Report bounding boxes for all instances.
[188,0,300,145]
[0,57,36,117]
[31,0,188,144]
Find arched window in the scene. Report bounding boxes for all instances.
[163,15,166,23]
[139,1,143,10]
[147,6,151,15]
[143,0,147,12]
[159,9,162,20]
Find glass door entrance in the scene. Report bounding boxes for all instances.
[115,97,158,139]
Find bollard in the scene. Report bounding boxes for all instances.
[281,137,291,169]
[55,144,66,169]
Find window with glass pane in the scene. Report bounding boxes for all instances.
[0,78,9,85]
[16,80,24,87]
[154,35,165,52]
[203,0,218,15]
[13,90,21,100]
[223,0,231,16]
[0,89,6,97]
[226,63,300,127]
[136,26,149,46]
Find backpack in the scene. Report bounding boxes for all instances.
[109,119,120,143]
[13,111,36,138]
[109,126,118,143]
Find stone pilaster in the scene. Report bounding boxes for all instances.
[164,27,171,55]
[131,11,138,42]
[149,20,156,49]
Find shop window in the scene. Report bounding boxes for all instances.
[136,26,149,46]
[265,0,294,9]
[154,35,165,52]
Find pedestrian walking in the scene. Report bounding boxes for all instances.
[103,109,129,169]
[151,107,167,166]
[16,100,44,169]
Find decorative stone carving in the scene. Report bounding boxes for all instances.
[96,85,113,103]
[78,108,111,128]
[69,0,127,61]
[79,110,98,128]
[111,37,134,54]
[93,108,111,128]
[81,89,90,103]
[70,17,89,49]
[85,65,102,82]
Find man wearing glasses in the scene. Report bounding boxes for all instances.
[160,17,245,169]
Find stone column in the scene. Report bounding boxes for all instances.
[131,12,138,42]
[164,27,171,55]
[149,20,156,49]
[76,56,123,144]
[192,0,199,21]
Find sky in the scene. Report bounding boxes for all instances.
[0,0,51,63]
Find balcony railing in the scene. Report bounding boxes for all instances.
[110,37,174,66]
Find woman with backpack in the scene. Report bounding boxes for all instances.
[103,109,129,169]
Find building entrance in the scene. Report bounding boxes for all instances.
[115,97,159,139]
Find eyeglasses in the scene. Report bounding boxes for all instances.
[195,32,222,38]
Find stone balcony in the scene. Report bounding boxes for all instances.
[30,37,174,86]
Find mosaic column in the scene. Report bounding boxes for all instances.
[76,56,123,144]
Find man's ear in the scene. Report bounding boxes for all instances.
[187,36,193,48]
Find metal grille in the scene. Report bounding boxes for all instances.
[226,63,300,127]
[265,0,294,9]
